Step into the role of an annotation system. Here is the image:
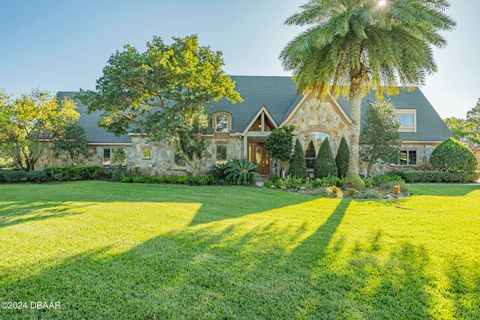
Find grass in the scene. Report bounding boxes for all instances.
[0,182,479,319]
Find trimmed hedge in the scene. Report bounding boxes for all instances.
[45,166,109,181]
[289,139,308,178]
[0,170,50,183]
[119,174,222,186]
[314,138,338,178]
[398,170,479,183]
[430,138,477,173]
[364,173,402,188]
[335,137,350,178]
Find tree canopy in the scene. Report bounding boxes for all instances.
[444,98,480,147]
[54,123,89,164]
[78,35,241,137]
[0,90,79,171]
[78,35,242,175]
[361,100,401,174]
[281,0,455,182]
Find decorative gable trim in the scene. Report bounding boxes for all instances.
[241,106,278,136]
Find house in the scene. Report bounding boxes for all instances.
[39,76,453,176]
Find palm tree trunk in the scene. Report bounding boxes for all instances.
[347,82,362,179]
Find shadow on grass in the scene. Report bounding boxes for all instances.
[0,202,92,228]
[0,183,312,229]
[0,198,463,319]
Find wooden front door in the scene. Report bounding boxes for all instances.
[248,142,270,176]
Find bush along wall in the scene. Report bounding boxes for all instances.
[430,138,478,173]
[314,138,338,178]
[398,170,479,183]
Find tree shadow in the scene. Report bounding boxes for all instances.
[0,201,91,228]
[446,260,480,319]
[0,215,469,319]
[0,182,314,229]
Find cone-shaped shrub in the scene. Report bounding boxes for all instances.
[430,138,477,173]
[335,137,350,178]
[288,139,308,178]
[314,138,338,178]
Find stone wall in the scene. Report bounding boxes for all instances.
[126,135,243,175]
[285,96,351,157]
[35,143,103,169]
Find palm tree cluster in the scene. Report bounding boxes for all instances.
[281,0,455,182]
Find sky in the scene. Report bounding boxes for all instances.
[1,0,478,119]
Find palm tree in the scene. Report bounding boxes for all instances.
[281,0,455,184]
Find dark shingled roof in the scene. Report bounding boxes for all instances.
[336,88,453,141]
[58,75,452,144]
[207,76,302,132]
[57,92,132,144]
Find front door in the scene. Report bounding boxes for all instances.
[248,142,270,176]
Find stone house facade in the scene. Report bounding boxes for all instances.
[45,76,452,176]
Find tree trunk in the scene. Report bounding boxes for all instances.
[347,82,362,179]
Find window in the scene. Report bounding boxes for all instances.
[103,148,112,166]
[305,141,316,170]
[142,147,152,160]
[398,150,417,166]
[214,113,230,133]
[216,145,227,164]
[396,110,416,132]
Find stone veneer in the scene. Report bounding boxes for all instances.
[285,96,351,157]
[126,135,243,175]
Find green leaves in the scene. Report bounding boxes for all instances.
[281,0,455,96]
[430,138,477,173]
[0,90,79,171]
[79,35,242,136]
[360,100,401,173]
[288,139,308,179]
[266,125,295,162]
[314,138,338,178]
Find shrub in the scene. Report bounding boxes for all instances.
[207,163,229,181]
[430,138,477,173]
[345,174,365,190]
[314,138,338,178]
[364,173,402,187]
[264,176,305,190]
[224,159,259,185]
[288,139,308,178]
[335,137,350,178]
[119,174,220,186]
[45,166,108,181]
[26,170,50,183]
[398,170,479,183]
[0,170,28,183]
[309,176,344,188]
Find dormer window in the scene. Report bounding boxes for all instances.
[396,110,416,132]
[213,113,231,133]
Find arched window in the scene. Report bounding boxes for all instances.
[305,141,316,170]
[213,113,231,133]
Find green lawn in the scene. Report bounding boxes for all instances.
[0,182,479,319]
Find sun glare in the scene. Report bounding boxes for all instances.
[378,0,387,7]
